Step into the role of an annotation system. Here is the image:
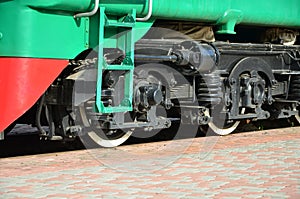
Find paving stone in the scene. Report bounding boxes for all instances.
[222,197,242,199]
[244,195,264,199]
[1,127,300,198]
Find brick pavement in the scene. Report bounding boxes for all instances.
[0,127,299,199]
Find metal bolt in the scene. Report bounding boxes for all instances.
[272,80,278,85]
[170,79,177,86]
[230,78,236,85]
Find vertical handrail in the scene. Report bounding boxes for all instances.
[136,0,153,21]
[74,0,99,18]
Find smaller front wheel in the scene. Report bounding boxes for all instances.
[78,103,133,148]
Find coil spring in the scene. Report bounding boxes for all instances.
[288,75,300,100]
[197,73,223,105]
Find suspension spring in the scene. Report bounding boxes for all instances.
[197,73,223,105]
[288,75,300,100]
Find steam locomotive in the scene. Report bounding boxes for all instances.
[1,0,299,147]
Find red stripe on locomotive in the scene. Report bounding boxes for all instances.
[0,58,67,132]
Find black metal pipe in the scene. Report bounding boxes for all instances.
[36,94,47,136]
[135,54,178,62]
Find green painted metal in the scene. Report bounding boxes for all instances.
[0,0,90,59]
[96,7,135,113]
[100,0,300,33]
[88,11,154,50]
[2,0,299,59]
[23,0,92,12]
[0,0,153,59]
[216,9,243,34]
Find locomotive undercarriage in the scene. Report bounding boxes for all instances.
[36,39,300,146]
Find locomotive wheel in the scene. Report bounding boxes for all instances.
[294,111,300,124]
[202,107,245,136]
[288,76,300,125]
[208,116,240,136]
[71,63,134,148]
[78,105,133,148]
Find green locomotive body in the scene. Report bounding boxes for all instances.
[1,0,299,58]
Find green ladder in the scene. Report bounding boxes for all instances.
[96,7,136,113]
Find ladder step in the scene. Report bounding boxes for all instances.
[101,106,132,113]
[104,64,134,70]
[96,7,135,114]
[105,21,135,28]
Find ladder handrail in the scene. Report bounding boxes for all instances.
[74,0,99,18]
[136,0,153,21]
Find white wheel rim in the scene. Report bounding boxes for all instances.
[208,120,240,136]
[205,108,245,136]
[295,114,300,124]
[79,106,132,147]
[87,130,133,148]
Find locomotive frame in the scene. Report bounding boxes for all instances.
[0,0,300,147]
